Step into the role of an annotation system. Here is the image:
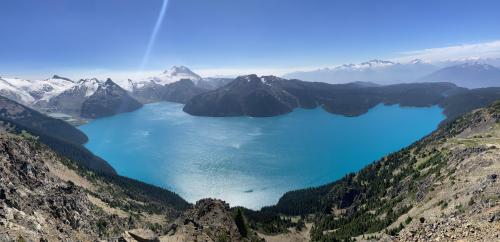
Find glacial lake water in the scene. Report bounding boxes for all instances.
[80,102,444,209]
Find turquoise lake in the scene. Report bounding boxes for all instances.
[80,102,444,209]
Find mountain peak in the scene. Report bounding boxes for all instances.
[456,62,496,70]
[78,78,100,84]
[409,59,426,64]
[336,59,396,70]
[163,66,201,79]
[104,78,116,86]
[367,59,394,64]
[362,59,395,66]
[236,74,260,83]
[51,75,74,82]
[133,65,202,87]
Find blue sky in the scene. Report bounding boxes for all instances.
[1,0,500,79]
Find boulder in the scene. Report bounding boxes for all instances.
[126,229,160,242]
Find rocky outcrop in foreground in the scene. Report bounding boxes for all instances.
[0,133,126,241]
[160,199,258,242]
[118,199,263,242]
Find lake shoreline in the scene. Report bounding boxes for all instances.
[80,101,444,209]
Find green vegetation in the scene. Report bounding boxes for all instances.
[234,208,249,237]
[419,217,425,223]
[19,130,38,141]
[96,218,108,236]
[405,216,412,225]
[241,208,295,234]
[468,197,475,206]
[0,96,116,174]
[455,204,465,213]
[295,218,306,231]
[440,88,500,121]
[258,144,426,240]
[5,119,116,174]
[252,100,500,240]
[16,131,190,214]
[438,200,448,210]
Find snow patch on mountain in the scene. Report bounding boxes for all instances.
[283,59,439,84]
[77,78,102,97]
[122,66,202,91]
[0,75,75,104]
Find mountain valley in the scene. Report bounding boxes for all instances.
[1,98,499,241]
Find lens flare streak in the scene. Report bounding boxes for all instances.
[141,0,169,70]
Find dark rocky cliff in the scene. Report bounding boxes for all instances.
[81,79,142,119]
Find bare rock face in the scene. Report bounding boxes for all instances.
[120,228,160,242]
[0,133,128,241]
[161,199,246,242]
[81,79,142,119]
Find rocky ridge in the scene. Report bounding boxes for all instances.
[184,74,480,118]
[80,78,142,118]
[0,132,128,241]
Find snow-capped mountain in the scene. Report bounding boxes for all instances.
[0,75,75,105]
[419,62,500,88]
[0,77,36,104]
[121,66,202,91]
[36,77,143,118]
[334,59,397,70]
[72,78,102,97]
[34,75,76,101]
[37,78,105,115]
[124,66,230,103]
[80,79,142,118]
[283,59,438,84]
[435,57,500,68]
[155,65,202,85]
[0,66,227,118]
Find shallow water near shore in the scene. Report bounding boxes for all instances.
[80,102,444,209]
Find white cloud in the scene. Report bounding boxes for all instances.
[393,40,500,62]
[194,66,317,78]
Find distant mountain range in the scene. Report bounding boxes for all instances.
[0,66,230,120]
[0,75,75,105]
[122,66,232,103]
[418,62,500,88]
[185,74,497,120]
[283,59,438,84]
[0,64,499,242]
[283,58,500,87]
[0,60,499,121]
